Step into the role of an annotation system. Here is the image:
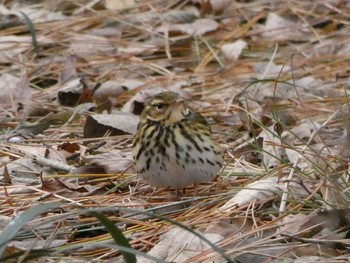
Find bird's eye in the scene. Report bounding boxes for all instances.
[155,103,165,110]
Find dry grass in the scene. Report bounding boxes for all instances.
[1,0,350,262]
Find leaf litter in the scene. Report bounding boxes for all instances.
[1,0,350,262]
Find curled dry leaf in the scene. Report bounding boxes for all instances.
[302,209,350,234]
[59,55,78,83]
[278,213,310,237]
[0,36,31,63]
[9,239,67,251]
[205,218,254,238]
[83,151,134,174]
[0,158,40,185]
[54,178,99,193]
[219,177,280,211]
[159,18,220,36]
[118,43,158,56]
[137,227,223,263]
[262,13,307,40]
[209,0,233,12]
[220,40,247,64]
[279,209,350,256]
[282,123,313,145]
[69,34,116,59]
[0,35,53,63]
[283,121,330,171]
[83,112,139,138]
[57,79,86,106]
[93,79,144,105]
[0,74,31,106]
[258,123,285,168]
[3,3,66,23]
[284,146,316,171]
[9,144,68,164]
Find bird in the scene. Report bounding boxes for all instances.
[132,91,223,195]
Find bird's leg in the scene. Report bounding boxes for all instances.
[175,189,182,199]
[193,183,198,196]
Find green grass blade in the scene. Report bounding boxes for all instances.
[19,11,40,55]
[0,202,63,258]
[89,212,136,263]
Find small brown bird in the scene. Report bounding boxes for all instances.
[132,92,223,194]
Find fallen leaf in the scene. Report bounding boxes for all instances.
[83,112,139,138]
[137,227,223,263]
[93,79,143,105]
[0,74,31,105]
[0,157,40,185]
[159,18,219,36]
[59,55,78,83]
[9,239,67,250]
[105,0,136,10]
[219,177,280,211]
[83,151,134,174]
[258,123,284,168]
[220,40,247,64]
[69,34,116,59]
[209,0,233,12]
[262,12,307,40]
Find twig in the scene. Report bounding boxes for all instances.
[36,155,76,173]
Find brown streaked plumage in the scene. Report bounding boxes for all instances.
[132,92,223,192]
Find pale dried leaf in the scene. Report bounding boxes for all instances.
[3,3,66,23]
[220,40,247,64]
[105,0,136,10]
[9,144,67,164]
[253,62,291,79]
[262,13,307,40]
[210,0,233,12]
[84,112,139,136]
[10,239,67,250]
[118,44,158,55]
[258,124,284,168]
[161,18,219,36]
[0,157,39,185]
[219,177,280,211]
[59,55,78,83]
[138,227,223,263]
[93,79,144,104]
[294,256,335,263]
[278,213,309,237]
[282,123,313,145]
[284,143,329,171]
[58,178,99,193]
[69,34,116,58]
[0,34,53,62]
[205,218,254,238]
[0,74,31,105]
[83,151,134,174]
